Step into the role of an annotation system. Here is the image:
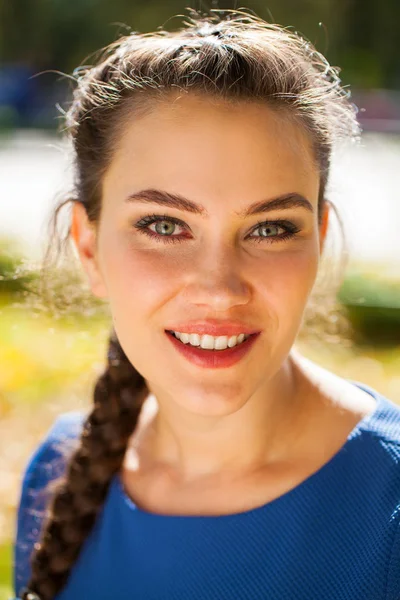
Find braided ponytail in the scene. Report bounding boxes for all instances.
[21,332,148,600]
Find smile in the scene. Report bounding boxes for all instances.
[165,330,260,369]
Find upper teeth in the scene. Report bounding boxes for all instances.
[172,331,250,350]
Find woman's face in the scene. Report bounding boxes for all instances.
[74,93,327,417]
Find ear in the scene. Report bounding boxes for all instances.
[319,200,330,254]
[70,202,108,298]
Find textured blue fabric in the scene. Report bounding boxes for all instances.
[13,383,400,600]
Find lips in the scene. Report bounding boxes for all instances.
[164,321,261,337]
[165,329,260,369]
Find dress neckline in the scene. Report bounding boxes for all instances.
[112,382,388,521]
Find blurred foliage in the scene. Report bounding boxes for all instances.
[0,0,399,96]
[339,272,400,308]
[339,270,400,345]
[344,304,400,345]
[0,299,109,406]
[0,239,37,295]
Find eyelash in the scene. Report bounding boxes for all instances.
[133,214,301,245]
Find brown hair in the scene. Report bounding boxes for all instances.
[22,9,359,600]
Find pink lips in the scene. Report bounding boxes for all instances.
[165,330,260,369]
[164,320,261,337]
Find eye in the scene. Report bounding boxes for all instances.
[252,223,283,238]
[133,214,300,245]
[247,219,301,244]
[134,214,188,244]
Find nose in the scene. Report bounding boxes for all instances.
[181,243,251,311]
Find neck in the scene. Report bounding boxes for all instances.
[134,353,307,483]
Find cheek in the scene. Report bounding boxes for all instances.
[254,246,319,331]
[263,249,318,298]
[98,233,182,311]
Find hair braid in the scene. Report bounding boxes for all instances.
[21,331,148,600]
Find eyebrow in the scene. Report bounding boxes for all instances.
[124,188,314,217]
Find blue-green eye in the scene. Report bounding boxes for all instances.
[248,220,300,243]
[134,214,188,244]
[134,214,300,245]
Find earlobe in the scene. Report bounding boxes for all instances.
[70,203,108,298]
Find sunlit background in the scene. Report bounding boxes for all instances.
[1,1,400,597]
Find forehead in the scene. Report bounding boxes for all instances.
[102,93,320,207]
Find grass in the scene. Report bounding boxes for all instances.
[1,295,400,597]
[0,545,12,600]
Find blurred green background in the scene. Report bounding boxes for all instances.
[1,1,400,598]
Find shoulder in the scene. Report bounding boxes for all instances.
[346,382,400,481]
[351,383,400,598]
[358,385,400,506]
[23,412,85,482]
[19,411,86,502]
[312,378,400,518]
[14,411,86,598]
[295,353,400,469]
[318,381,400,598]
[352,381,400,450]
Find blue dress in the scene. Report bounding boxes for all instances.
[13,382,400,599]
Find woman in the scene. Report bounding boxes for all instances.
[14,9,400,600]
